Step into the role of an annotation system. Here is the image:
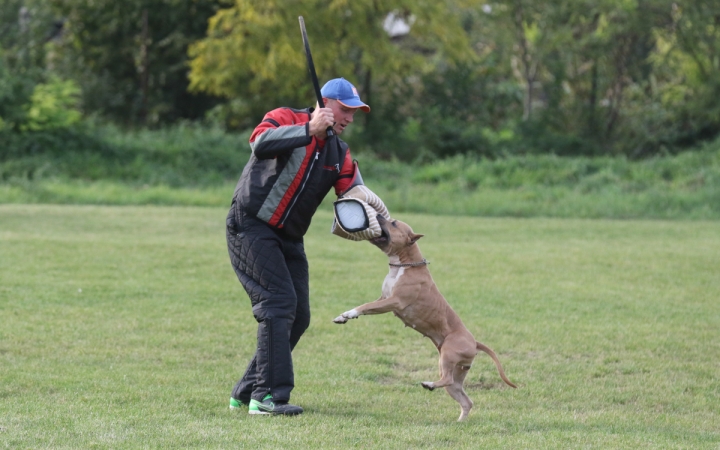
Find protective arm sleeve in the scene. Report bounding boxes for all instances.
[331,185,390,241]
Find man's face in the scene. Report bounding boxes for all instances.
[325,98,359,135]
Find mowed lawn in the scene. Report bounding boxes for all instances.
[1,204,718,449]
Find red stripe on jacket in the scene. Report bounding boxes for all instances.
[267,146,316,227]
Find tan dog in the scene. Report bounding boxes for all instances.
[333,216,517,421]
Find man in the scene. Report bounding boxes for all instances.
[226,78,371,415]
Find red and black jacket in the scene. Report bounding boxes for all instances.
[232,107,355,239]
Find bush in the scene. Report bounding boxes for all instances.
[2,122,720,219]
[22,77,82,131]
[0,121,252,186]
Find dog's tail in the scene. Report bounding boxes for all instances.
[476,341,518,388]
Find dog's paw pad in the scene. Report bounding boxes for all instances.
[421,382,435,391]
[333,315,348,324]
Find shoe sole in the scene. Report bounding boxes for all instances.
[250,408,302,416]
[264,410,303,415]
[248,398,303,415]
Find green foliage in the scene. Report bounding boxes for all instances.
[2,123,720,219]
[50,0,221,125]
[357,0,720,159]
[353,143,720,219]
[405,150,720,193]
[4,0,720,160]
[0,121,251,186]
[188,0,476,129]
[0,59,21,131]
[21,76,81,131]
[0,0,55,131]
[0,55,28,131]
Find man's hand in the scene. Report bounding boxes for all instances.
[309,107,334,138]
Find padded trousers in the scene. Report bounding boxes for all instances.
[226,203,310,403]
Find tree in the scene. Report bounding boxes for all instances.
[460,0,703,156]
[642,1,720,153]
[50,0,222,125]
[1,1,43,130]
[188,0,477,133]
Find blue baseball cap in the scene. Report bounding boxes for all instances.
[320,78,370,113]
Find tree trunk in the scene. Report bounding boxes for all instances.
[513,2,536,121]
[139,9,149,124]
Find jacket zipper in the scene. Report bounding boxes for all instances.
[280,149,320,227]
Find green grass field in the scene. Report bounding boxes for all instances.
[1,204,719,448]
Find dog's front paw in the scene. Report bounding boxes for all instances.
[333,309,359,324]
[333,315,348,324]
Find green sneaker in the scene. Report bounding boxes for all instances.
[249,394,303,416]
[247,396,268,415]
[229,397,246,410]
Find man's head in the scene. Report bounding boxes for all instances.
[320,78,370,135]
[321,78,370,112]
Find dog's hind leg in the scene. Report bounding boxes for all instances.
[445,365,473,421]
[422,334,476,391]
[421,350,458,391]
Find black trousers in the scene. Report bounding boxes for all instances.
[226,203,310,403]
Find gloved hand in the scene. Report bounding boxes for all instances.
[331,185,390,241]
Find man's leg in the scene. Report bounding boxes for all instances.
[286,240,310,350]
[227,206,299,405]
[230,354,257,405]
[252,315,294,402]
[227,205,256,405]
[232,239,309,405]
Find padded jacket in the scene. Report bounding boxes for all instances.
[232,107,355,239]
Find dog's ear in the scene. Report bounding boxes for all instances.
[410,233,424,245]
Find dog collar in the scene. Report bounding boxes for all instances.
[389,258,429,268]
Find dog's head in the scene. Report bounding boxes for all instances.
[369,215,423,256]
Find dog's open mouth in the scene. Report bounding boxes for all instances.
[370,215,389,247]
[370,228,388,246]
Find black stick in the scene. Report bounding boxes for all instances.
[299,16,334,136]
